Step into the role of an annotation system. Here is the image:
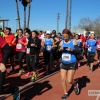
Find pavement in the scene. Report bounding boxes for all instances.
[0,55,100,100]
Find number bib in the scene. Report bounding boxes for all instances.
[62,54,71,61]
[16,44,22,49]
[88,47,91,51]
[26,48,30,54]
[46,46,51,50]
[97,45,100,49]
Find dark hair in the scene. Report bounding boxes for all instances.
[52,30,56,34]
[25,31,31,35]
[32,30,39,36]
[16,29,19,32]
[8,28,11,31]
[58,32,61,36]
[19,29,23,33]
[40,31,42,33]
[6,28,10,31]
[62,28,71,36]
[24,28,31,32]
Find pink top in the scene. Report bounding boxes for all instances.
[16,36,27,52]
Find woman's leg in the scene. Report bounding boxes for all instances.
[17,52,25,76]
[26,54,31,72]
[67,70,79,95]
[61,69,67,94]
[30,56,38,82]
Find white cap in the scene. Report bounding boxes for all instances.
[46,31,51,34]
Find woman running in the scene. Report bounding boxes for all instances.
[2,28,16,73]
[75,34,83,67]
[59,29,79,99]
[27,30,41,82]
[0,36,20,100]
[86,34,97,73]
[97,37,100,66]
[41,31,55,75]
[24,31,31,76]
[16,29,27,76]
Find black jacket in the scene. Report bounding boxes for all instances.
[27,37,41,55]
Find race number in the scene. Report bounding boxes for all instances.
[62,54,71,61]
[46,46,51,50]
[16,44,22,49]
[26,48,30,54]
[88,47,91,51]
[97,45,100,49]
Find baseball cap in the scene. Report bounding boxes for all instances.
[46,31,51,34]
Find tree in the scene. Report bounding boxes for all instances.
[78,17,100,36]
[15,0,21,29]
[27,0,32,28]
[78,17,94,31]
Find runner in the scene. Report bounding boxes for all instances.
[58,29,79,99]
[96,36,100,66]
[24,31,31,76]
[86,34,97,74]
[3,28,16,73]
[41,31,55,75]
[75,34,83,67]
[16,29,27,76]
[27,30,41,82]
[0,36,20,100]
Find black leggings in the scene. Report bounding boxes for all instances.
[0,71,15,95]
[84,48,88,59]
[26,54,31,72]
[2,48,15,69]
[2,49,11,64]
[97,50,100,59]
[30,55,38,72]
[17,52,25,70]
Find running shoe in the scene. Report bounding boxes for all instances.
[13,87,20,100]
[21,68,25,73]
[25,72,31,76]
[61,93,68,100]
[30,73,38,82]
[78,62,80,67]
[74,83,79,95]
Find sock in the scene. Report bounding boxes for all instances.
[65,92,68,95]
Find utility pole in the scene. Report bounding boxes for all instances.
[15,17,19,29]
[57,13,60,34]
[65,0,72,31]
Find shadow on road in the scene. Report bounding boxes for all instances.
[21,81,52,100]
[68,76,90,96]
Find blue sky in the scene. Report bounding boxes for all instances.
[0,0,100,33]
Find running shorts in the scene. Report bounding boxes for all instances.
[60,62,78,70]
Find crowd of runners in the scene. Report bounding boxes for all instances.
[0,27,100,100]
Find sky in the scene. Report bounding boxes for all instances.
[0,0,100,33]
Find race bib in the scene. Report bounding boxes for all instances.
[46,46,51,50]
[16,44,22,49]
[62,54,71,61]
[26,48,30,54]
[97,45,100,48]
[88,47,91,51]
